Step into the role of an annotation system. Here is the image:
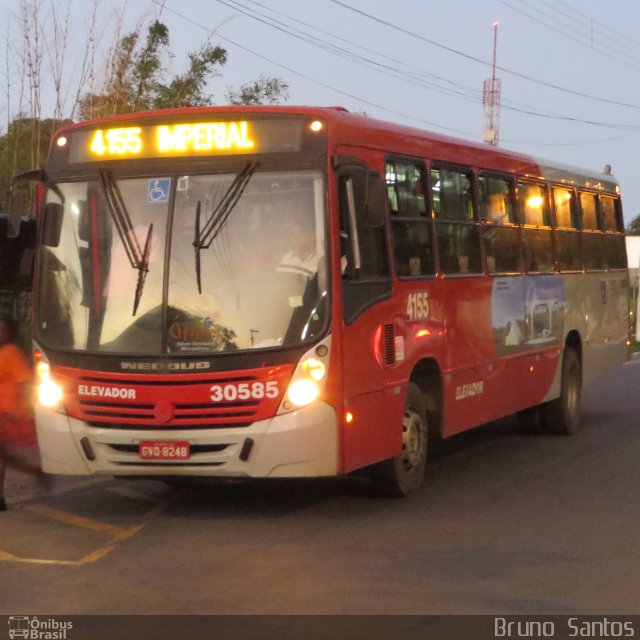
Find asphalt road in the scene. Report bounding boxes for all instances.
[1,355,639,615]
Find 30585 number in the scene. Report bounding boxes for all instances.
[210,381,279,402]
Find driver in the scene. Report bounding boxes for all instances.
[275,216,325,344]
[277,215,319,280]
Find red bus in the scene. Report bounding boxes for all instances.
[17,106,629,496]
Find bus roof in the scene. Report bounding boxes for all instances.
[53,105,620,194]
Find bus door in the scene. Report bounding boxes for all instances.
[334,151,397,472]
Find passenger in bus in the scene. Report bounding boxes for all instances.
[488,193,508,223]
[0,318,51,511]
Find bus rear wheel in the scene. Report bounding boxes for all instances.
[371,382,428,497]
[540,348,582,435]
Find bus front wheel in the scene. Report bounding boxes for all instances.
[371,382,428,497]
[540,348,582,435]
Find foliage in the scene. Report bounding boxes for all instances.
[78,20,288,120]
[626,214,640,235]
[0,118,70,211]
[227,76,290,106]
[1,11,289,209]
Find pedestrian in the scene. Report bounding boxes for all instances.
[0,317,49,511]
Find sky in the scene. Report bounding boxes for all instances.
[1,0,639,224]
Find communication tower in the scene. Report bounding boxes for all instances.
[482,21,501,146]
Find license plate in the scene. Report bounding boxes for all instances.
[139,441,191,460]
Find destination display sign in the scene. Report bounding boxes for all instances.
[61,117,318,163]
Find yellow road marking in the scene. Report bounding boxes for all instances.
[0,507,146,565]
[25,504,132,536]
[0,546,106,566]
[78,543,120,564]
[1,490,169,565]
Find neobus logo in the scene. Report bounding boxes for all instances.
[120,361,211,371]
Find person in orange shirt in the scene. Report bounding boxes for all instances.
[0,317,49,511]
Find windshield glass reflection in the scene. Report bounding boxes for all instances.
[36,170,328,354]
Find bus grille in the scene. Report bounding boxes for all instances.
[86,420,254,430]
[57,364,293,429]
[78,398,258,427]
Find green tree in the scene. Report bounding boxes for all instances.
[78,20,288,120]
[626,214,640,235]
[1,13,289,209]
[227,75,290,106]
[0,117,70,211]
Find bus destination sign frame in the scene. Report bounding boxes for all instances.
[63,117,312,164]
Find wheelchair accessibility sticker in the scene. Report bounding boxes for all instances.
[147,178,171,203]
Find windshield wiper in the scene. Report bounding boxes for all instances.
[133,222,153,316]
[99,170,154,315]
[193,161,258,294]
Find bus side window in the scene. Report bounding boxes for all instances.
[432,165,481,275]
[579,192,605,271]
[553,186,582,272]
[601,195,627,270]
[339,172,388,279]
[478,173,520,274]
[518,181,553,273]
[386,157,434,278]
[338,166,392,324]
[600,196,619,232]
[580,192,599,230]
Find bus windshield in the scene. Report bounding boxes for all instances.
[36,169,328,354]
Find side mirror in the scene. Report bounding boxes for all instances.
[6,168,46,238]
[6,186,27,239]
[42,202,64,247]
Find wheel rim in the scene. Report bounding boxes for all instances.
[401,406,426,471]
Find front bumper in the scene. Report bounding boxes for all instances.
[36,402,339,478]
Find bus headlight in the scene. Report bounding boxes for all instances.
[279,339,331,413]
[35,360,63,408]
[300,357,326,382]
[287,379,320,407]
[38,379,63,408]
[36,361,51,381]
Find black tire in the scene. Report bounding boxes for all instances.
[371,382,428,497]
[540,348,582,435]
